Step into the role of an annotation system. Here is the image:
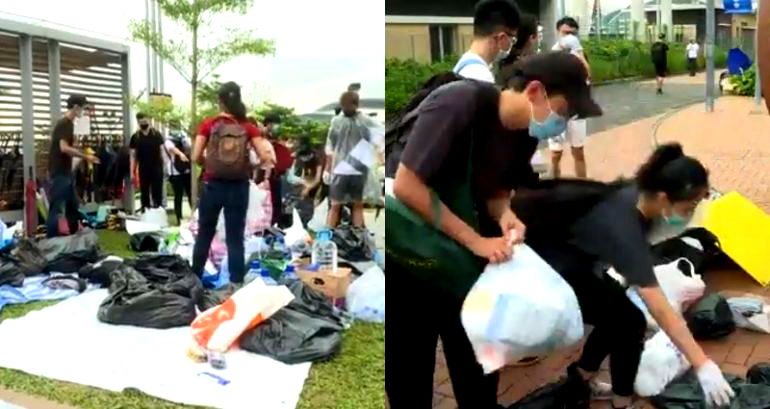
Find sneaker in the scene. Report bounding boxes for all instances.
[588,378,613,401]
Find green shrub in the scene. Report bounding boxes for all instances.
[729,64,756,96]
[385,40,728,117]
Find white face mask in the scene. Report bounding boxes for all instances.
[495,34,517,62]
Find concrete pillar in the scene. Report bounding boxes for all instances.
[661,0,673,40]
[540,0,559,50]
[566,0,591,37]
[630,0,645,41]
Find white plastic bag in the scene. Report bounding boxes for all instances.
[284,209,311,251]
[461,244,584,374]
[727,297,770,334]
[215,182,270,239]
[635,331,690,397]
[308,199,329,232]
[627,258,705,330]
[139,208,169,229]
[346,266,385,323]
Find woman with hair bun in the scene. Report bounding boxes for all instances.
[510,143,734,408]
[191,81,275,284]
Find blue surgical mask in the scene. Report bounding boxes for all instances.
[528,99,568,141]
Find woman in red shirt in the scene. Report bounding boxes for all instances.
[191,82,275,283]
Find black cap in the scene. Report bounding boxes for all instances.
[66,94,89,109]
[513,51,602,119]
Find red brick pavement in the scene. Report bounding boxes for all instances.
[430,96,770,408]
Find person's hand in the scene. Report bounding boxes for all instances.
[179,154,190,163]
[468,236,513,264]
[301,186,312,198]
[695,360,735,406]
[322,170,331,185]
[499,209,526,245]
[85,154,101,165]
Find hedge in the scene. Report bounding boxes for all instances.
[385,39,728,119]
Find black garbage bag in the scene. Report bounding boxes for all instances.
[37,229,99,262]
[747,363,770,386]
[78,256,125,286]
[685,293,736,340]
[129,232,166,252]
[198,283,238,311]
[508,365,589,409]
[239,280,345,364]
[14,239,47,276]
[0,257,23,287]
[331,225,375,262]
[650,370,770,409]
[45,247,102,274]
[97,255,202,328]
[652,228,723,276]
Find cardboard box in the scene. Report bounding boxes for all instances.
[297,266,352,301]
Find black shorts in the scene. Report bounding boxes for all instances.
[329,174,366,203]
[654,62,667,77]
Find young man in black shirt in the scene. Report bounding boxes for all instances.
[651,33,669,95]
[47,94,100,237]
[130,112,165,211]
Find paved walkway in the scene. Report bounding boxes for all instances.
[432,91,770,408]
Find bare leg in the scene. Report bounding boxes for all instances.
[352,202,365,228]
[572,147,587,178]
[327,202,342,228]
[550,150,563,178]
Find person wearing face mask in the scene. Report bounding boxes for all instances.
[129,112,166,212]
[509,143,735,408]
[496,13,539,87]
[453,0,520,82]
[550,17,591,179]
[386,51,602,409]
[47,94,101,237]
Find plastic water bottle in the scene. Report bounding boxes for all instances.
[244,260,261,284]
[312,230,338,272]
[260,268,277,286]
[284,264,298,281]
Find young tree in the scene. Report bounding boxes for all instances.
[129,0,274,206]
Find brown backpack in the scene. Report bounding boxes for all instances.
[205,118,252,180]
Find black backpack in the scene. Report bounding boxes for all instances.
[384,73,497,178]
[168,136,191,174]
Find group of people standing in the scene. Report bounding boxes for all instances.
[386,1,733,408]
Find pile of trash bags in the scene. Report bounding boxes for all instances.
[650,364,770,409]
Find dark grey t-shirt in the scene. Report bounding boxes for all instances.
[568,185,658,287]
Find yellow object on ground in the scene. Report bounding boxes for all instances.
[703,192,770,286]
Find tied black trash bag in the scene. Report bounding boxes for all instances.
[508,365,590,409]
[0,256,24,287]
[239,280,345,364]
[685,293,736,340]
[650,371,770,409]
[78,256,124,286]
[651,228,723,276]
[331,225,375,262]
[197,283,238,312]
[45,247,102,274]
[97,255,202,328]
[130,232,166,253]
[746,363,770,386]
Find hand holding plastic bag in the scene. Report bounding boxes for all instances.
[461,244,584,374]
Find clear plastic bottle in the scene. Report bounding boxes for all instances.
[260,268,277,286]
[244,260,261,284]
[311,230,338,272]
[284,264,298,281]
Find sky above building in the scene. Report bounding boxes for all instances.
[0,0,385,114]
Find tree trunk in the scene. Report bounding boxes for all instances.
[191,25,199,209]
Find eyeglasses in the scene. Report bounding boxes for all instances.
[502,32,518,47]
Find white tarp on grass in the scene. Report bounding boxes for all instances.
[0,290,311,409]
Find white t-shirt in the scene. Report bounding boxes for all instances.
[552,34,583,56]
[163,133,191,176]
[453,52,494,83]
[686,43,699,59]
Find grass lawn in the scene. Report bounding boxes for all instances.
[0,230,385,409]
